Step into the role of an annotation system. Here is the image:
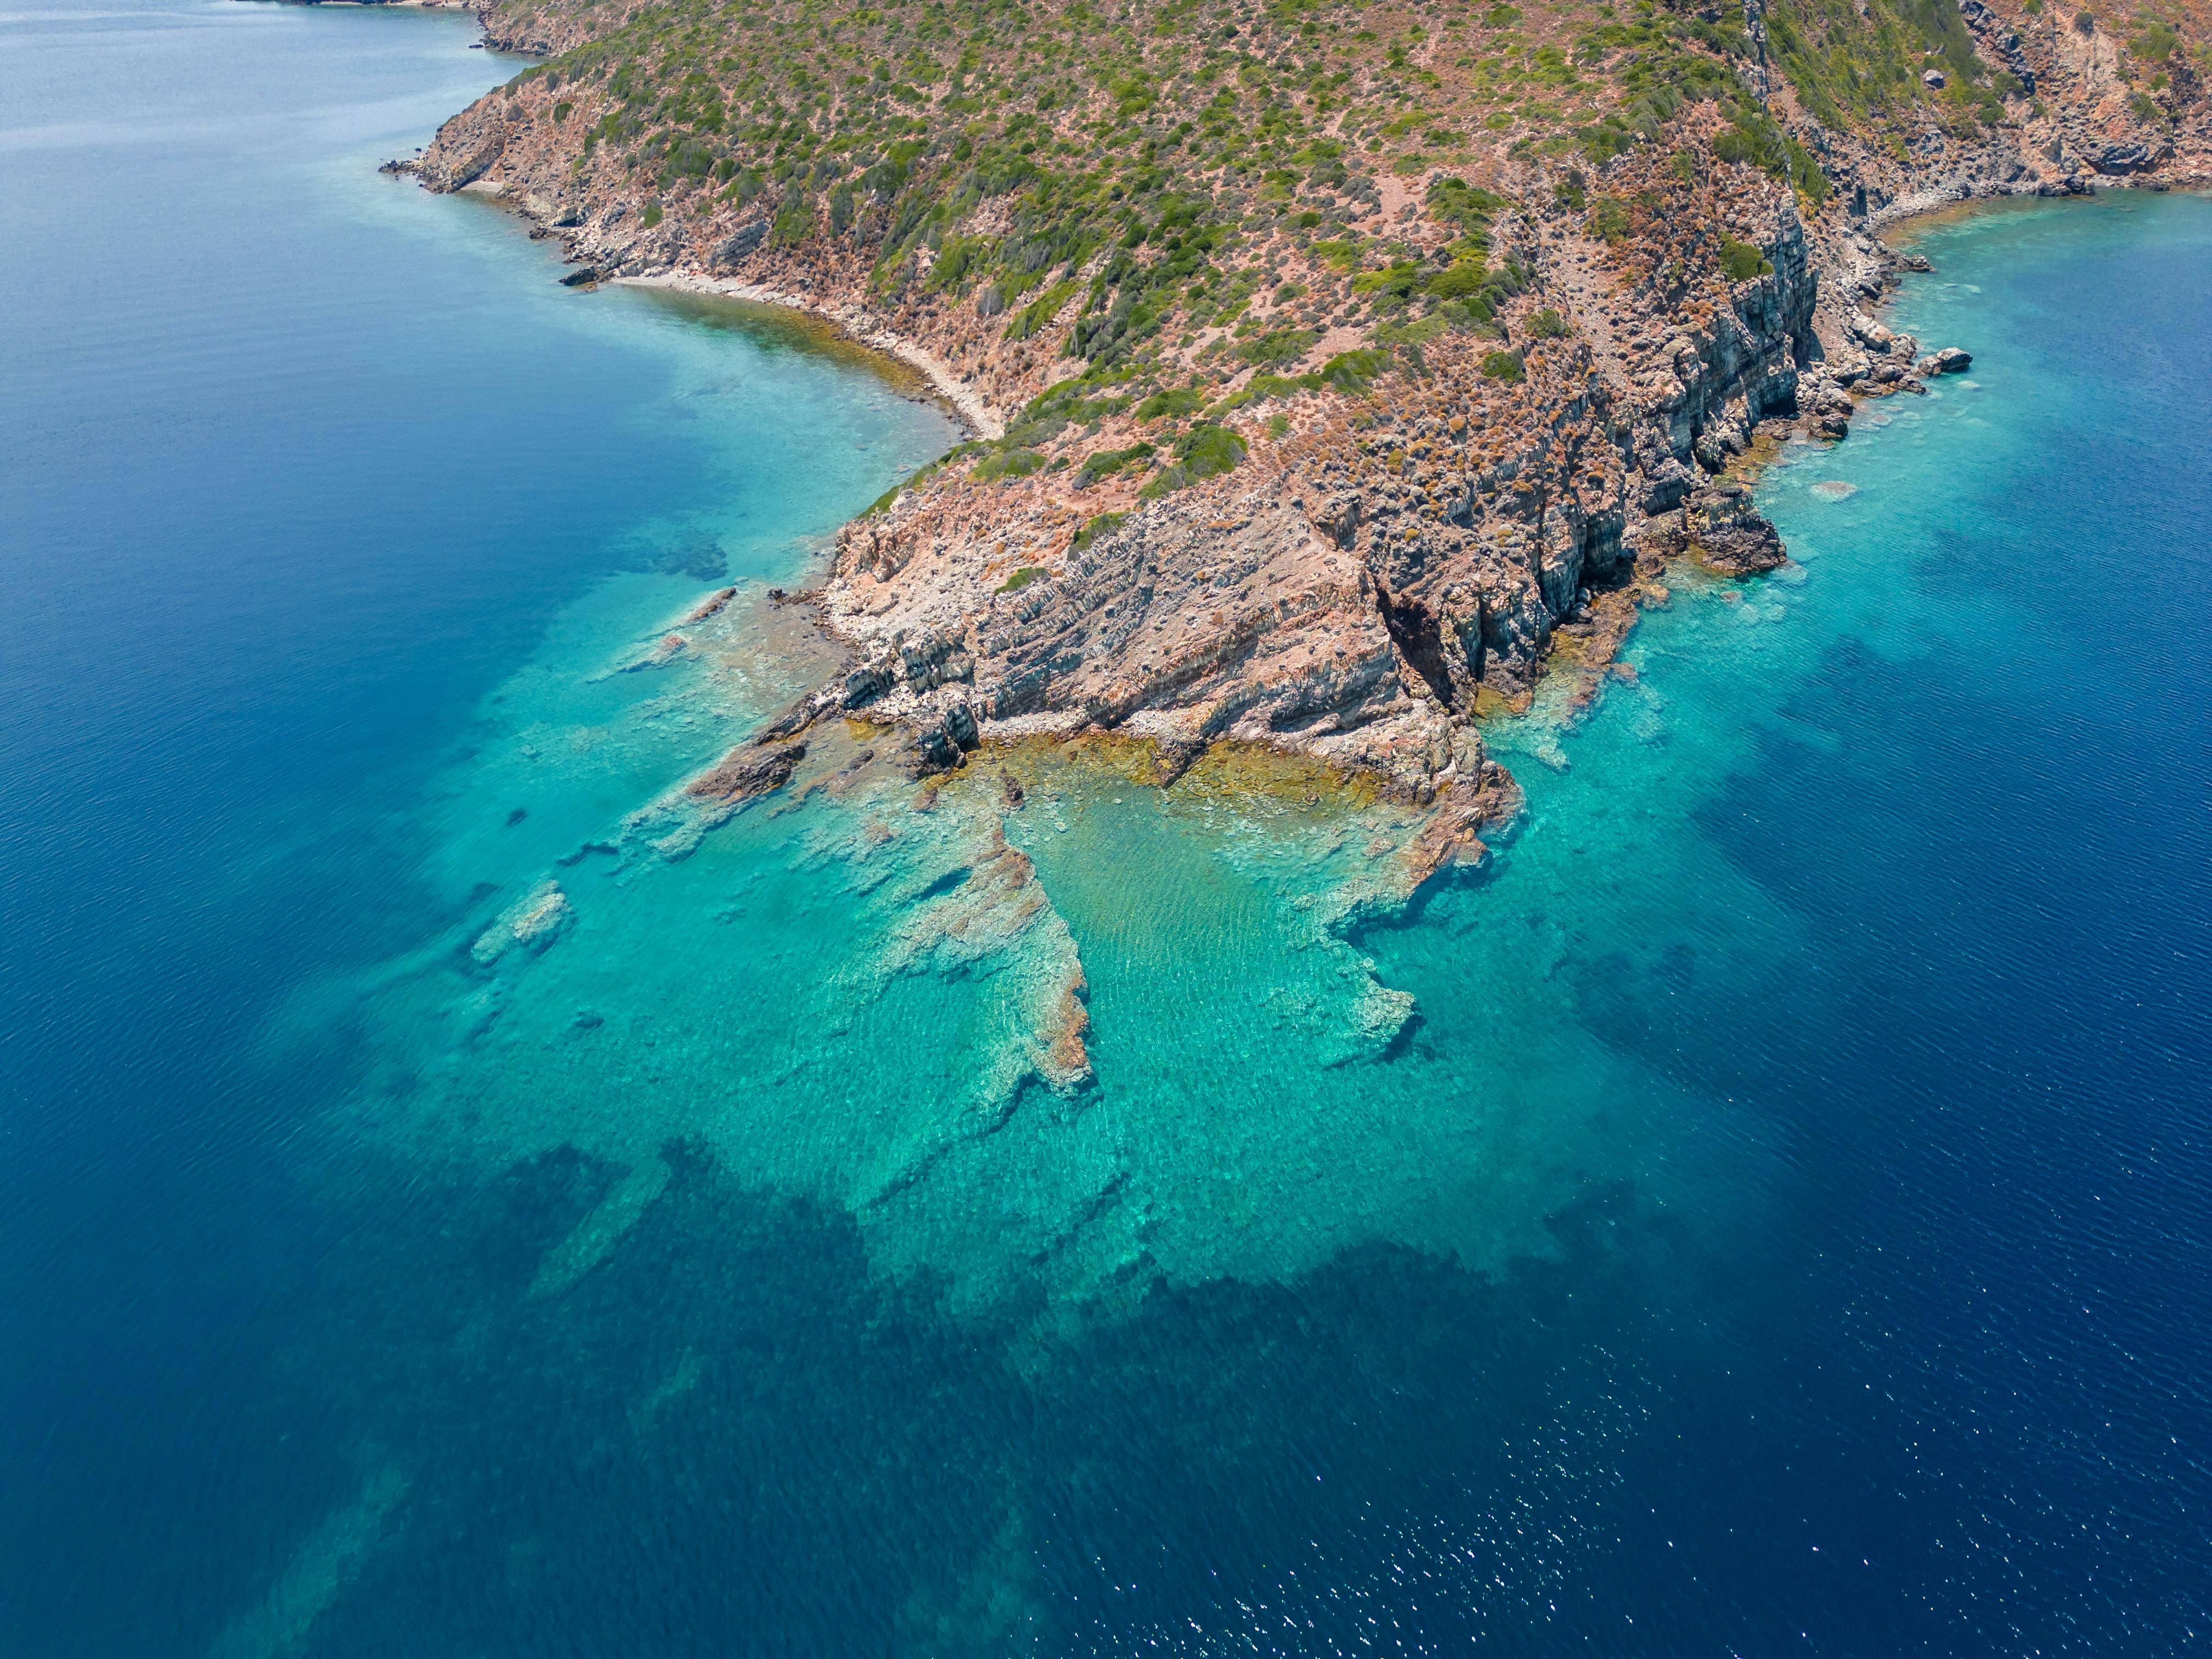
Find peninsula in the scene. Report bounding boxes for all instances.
[398,0,2209,834]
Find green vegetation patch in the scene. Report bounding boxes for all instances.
[1711,104,1829,201]
[1075,442,1158,488]
[1717,239,1773,281]
[1139,422,1246,498]
[1134,387,1207,421]
[1239,328,1322,366]
[1071,511,1127,551]
[970,447,1049,482]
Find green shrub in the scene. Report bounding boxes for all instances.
[1134,387,1206,421]
[1588,196,1632,243]
[1075,442,1156,488]
[2130,21,2177,58]
[970,448,1048,483]
[1480,349,1525,383]
[996,566,1049,592]
[1240,328,1322,365]
[1425,261,1492,300]
[1527,307,1568,339]
[1003,280,1076,342]
[1373,313,1448,347]
[1316,347,1392,392]
[1071,512,1126,551]
[1718,239,1772,281]
[1426,176,1510,247]
[1351,262,1423,300]
[1139,422,1248,499]
[641,201,664,228]
[1711,106,1828,202]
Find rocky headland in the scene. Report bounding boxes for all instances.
[387,0,2209,848]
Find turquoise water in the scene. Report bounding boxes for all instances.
[4,4,2210,1651]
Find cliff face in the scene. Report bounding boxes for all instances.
[400,0,2208,808]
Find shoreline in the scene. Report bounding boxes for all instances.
[614,273,1004,441]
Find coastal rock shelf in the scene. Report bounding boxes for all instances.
[305,573,1576,1319]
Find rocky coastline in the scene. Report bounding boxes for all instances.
[381,0,2209,857]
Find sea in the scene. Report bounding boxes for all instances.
[3,3,2208,1654]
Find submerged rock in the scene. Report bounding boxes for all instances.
[679,584,737,624]
[686,741,807,803]
[472,880,574,964]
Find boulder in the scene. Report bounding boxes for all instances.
[2094,143,2152,174]
[1933,346,1973,373]
[1847,313,1895,352]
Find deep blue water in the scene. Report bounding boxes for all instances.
[3,5,2209,1654]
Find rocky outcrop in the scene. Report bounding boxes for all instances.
[686,741,806,804]
[1663,481,1789,575]
[1630,210,1816,514]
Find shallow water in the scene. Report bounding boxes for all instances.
[4,5,2211,1652]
